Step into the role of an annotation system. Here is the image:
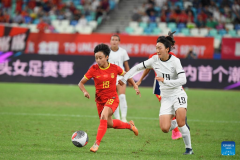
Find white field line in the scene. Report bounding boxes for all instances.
[0,112,240,123]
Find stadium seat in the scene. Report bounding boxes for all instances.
[190,28,199,36]
[51,20,60,28]
[61,20,70,27]
[28,24,38,33]
[214,35,222,41]
[168,22,177,30]
[158,22,167,30]
[125,27,134,34]
[129,21,139,29]
[177,23,186,30]
[64,26,75,33]
[139,22,148,29]
[181,28,190,36]
[209,29,218,36]
[133,27,143,35]
[149,22,157,29]
[237,30,240,36]
[89,21,98,30]
[228,30,237,37]
[152,28,161,35]
[70,20,78,26]
[225,23,234,30]
[219,29,227,36]
[161,28,171,35]
[235,24,240,30]
[199,28,209,36]
[144,27,152,34]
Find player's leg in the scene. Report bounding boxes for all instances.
[174,93,193,155]
[159,96,175,133]
[117,83,128,122]
[172,116,182,140]
[90,104,112,152]
[106,99,138,135]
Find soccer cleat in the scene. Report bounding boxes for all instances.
[90,142,99,153]
[183,148,194,155]
[129,120,138,136]
[172,129,182,140]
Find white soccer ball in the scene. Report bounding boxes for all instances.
[71,130,89,147]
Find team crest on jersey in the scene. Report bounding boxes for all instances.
[111,73,115,78]
[171,67,175,73]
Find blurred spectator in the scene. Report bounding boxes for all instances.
[2,0,12,9]
[131,6,141,22]
[155,0,167,8]
[0,11,11,23]
[78,15,88,26]
[196,15,205,28]
[232,0,240,15]
[175,6,181,14]
[146,4,156,17]
[69,2,76,14]
[42,12,51,24]
[28,0,36,10]
[186,47,197,59]
[101,0,110,13]
[201,0,211,7]
[179,10,188,23]
[91,0,100,11]
[13,11,24,24]
[160,10,167,22]
[198,10,207,22]
[57,10,66,20]
[65,9,72,20]
[147,0,155,6]
[216,22,225,30]
[213,8,221,21]
[206,16,218,28]
[203,5,213,17]
[185,5,194,16]
[187,11,194,23]
[42,1,52,12]
[169,9,178,22]
[95,5,103,20]
[16,0,24,12]
[149,11,157,22]
[225,11,233,23]
[141,12,150,23]
[37,18,49,32]
[138,3,147,15]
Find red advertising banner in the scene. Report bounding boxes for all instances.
[25,33,214,59]
[221,38,240,60]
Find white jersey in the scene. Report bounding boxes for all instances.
[109,47,130,70]
[143,55,185,97]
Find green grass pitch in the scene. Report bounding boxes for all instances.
[0,82,239,160]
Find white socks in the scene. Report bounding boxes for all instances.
[179,124,192,149]
[169,119,178,131]
[119,94,127,121]
[113,106,120,120]
[113,94,128,121]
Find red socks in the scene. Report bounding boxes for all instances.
[155,94,161,102]
[112,119,131,129]
[96,119,107,146]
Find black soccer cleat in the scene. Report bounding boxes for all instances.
[183,148,194,155]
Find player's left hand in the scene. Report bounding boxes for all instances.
[133,85,141,97]
[155,77,164,82]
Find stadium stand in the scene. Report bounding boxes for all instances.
[0,0,119,34]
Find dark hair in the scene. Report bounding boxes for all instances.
[111,34,120,41]
[94,43,110,57]
[156,31,176,53]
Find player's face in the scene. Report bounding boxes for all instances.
[156,42,169,59]
[95,51,108,67]
[110,36,120,48]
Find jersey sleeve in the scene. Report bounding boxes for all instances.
[143,56,156,69]
[84,66,94,80]
[117,65,124,75]
[175,58,185,75]
[123,50,130,62]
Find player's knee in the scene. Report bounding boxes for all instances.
[161,128,169,133]
[100,114,108,120]
[177,120,185,127]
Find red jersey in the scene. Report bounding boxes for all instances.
[84,63,124,103]
[149,52,177,77]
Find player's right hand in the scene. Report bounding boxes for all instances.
[83,92,90,99]
[136,80,142,86]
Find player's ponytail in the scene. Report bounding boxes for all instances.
[156,31,176,53]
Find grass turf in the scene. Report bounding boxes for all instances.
[0,82,239,160]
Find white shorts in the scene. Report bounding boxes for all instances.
[159,90,188,116]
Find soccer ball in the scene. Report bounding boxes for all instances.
[71,130,89,147]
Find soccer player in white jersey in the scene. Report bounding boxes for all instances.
[109,34,130,122]
[119,34,193,155]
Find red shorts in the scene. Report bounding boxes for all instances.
[96,98,119,118]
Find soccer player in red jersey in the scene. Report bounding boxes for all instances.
[78,43,140,153]
[136,32,183,140]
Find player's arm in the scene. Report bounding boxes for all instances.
[119,58,154,85]
[136,69,151,86]
[78,76,90,99]
[156,60,186,87]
